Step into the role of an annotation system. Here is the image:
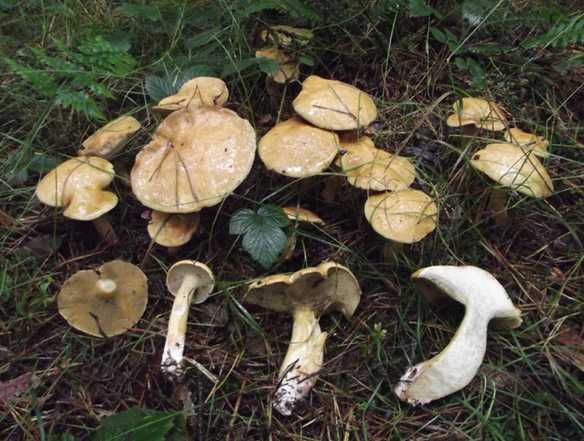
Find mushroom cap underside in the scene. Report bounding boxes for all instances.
[131,106,256,213]
[153,77,229,115]
[244,262,361,317]
[79,116,141,157]
[166,260,215,304]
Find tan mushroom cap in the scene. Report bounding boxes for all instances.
[338,135,415,191]
[470,143,553,198]
[36,156,118,220]
[293,75,378,131]
[258,117,339,178]
[58,260,148,337]
[260,26,314,47]
[282,206,325,225]
[446,97,507,131]
[147,210,201,247]
[364,190,438,244]
[255,48,300,84]
[244,262,361,317]
[131,106,256,213]
[78,116,141,158]
[166,260,214,305]
[504,128,550,157]
[153,77,229,116]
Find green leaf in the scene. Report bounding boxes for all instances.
[256,205,293,228]
[186,27,221,49]
[455,57,469,69]
[429,27,447,43]
[221,58,260,78]
[25,154,61,174]
[177,65,217,87]
[229,208,256,235]
[256,57,280,74]
[118,3,160,21]
[144,75,177,102]
[299,56,314,66]
[94,407,185,441]
[409,0,442,18]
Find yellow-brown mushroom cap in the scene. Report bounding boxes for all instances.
[255,48,300,84]
[282,206,325,225]
[58,260,148,337]
[258,117,339,178]
[36,156,118,220]
[364,190,438,244]
[244,262,361,317]
[147,211,201,247]
[446,97,507,131]
[153,77,229,116]
[131,106,256,213]
[293,75,378,131]
[78,116,141,158]
[338,135,415,191]
[504,128,550,158]
[470,144,553,198]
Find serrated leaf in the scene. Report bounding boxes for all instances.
[94,407,174,441]
[242,224,287,268]
[455,57,469,69]
[144,75,177,102]
[118,3,160,21]
[409,0,442,18]
[256,205,291,228]
[220,58,260,78]
[429,27,447,43]
[177,65,217,88]
[256,57,280,74]
[186,27,221,49]
[229,208,256,235]
[25,154,61,174]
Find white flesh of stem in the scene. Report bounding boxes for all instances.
[161,272,199,378]
[273,307,327,415]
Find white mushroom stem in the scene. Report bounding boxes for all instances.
[274,306,327,416]
[395,266,522,406]
[161,272,200,378]
[92,214,118,245]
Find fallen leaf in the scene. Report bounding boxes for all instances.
[551,326,584,372]
[0,373,35,402]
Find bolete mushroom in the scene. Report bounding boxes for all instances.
[161,260,214,379]
[293,75,378,131]
[504,128,550,158]
[131,106,256,213]
[446,97,507,133]
[395,265,522,405]
[244,262,361,415]
[152,77,229,116]
[78,116,141,158]
[36,156,119,244]
[255,47,300,84]
[147,210,201,253]
[58,260,148,337]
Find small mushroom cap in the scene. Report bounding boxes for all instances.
[504,128,550,157]
[78,116,141,157]
[166,260,214,304]
[58,260,148,337]
[131,106,256,213]
[293,75,378,131]
[411,265,523,328]
[260,26,314,47]
[36,156,118,220]
[338,135,415,191]
[153,77,229,116]
[258,117,339,178]
[470,143,553,198]
[446,97,507,131]
[255,48,300,84]
[282,206,325,225]
[147,210,201,247]
[364,190,438,244]
[244,262,361,317]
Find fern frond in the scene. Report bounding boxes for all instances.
[523,13,584,49]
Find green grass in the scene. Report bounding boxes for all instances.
[1,0,584,439]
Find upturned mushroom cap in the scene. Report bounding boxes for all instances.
[446,97,507,131]
[258,117,339,178]
[244,262,361,317]
[395,266,522,405]
[153,77,228,115]
[58,260,148,337]
[147,211,201,247]
[364,190,438,244]
[338,135,415,191]
[255,48,300,84]
[131,106,256,213]
[166,260,214,305]
[282,206,325,226]
[470,143,553,198]
[293,75,378,130]
[36,156,118,220]
[78,116,141,157]
[504,128,550,157]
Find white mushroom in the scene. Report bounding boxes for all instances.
[161,260,214,379]
[395,266,522,405]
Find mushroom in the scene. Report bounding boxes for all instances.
[152,77,229,116]
[147,210,201,253]
[395,265,522,405]
[244,262,361,415]
[161,260,214,379]
[446,97,507,135]
[504,128,550,158]
[255,47,300,84]
[131,106,256,213]
[36,156,119,244]
[293,75,378,131]
[338,134,415,192]
[260,25,314,47]
[78,116,141,158]
[280,206,325,260]
[258,117,339,178]
[364,189,438,262]
[58,260,148,337]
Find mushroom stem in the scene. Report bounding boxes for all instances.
[382,240,403,265]
[489,188,509,225]
[274,306,327,415]
[92,214,118,245]
[161,272,200,378]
